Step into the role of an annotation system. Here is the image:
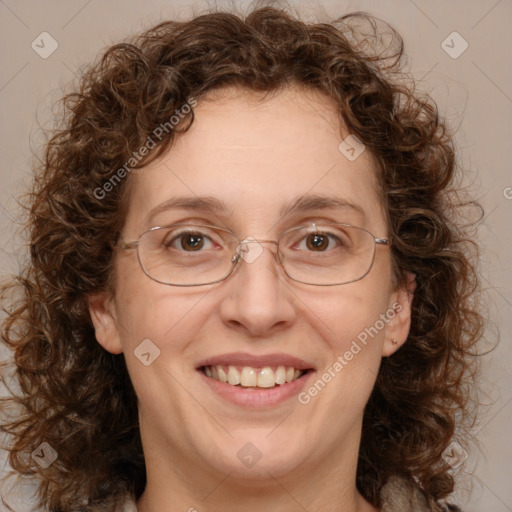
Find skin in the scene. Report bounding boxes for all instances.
[89,86,415,512]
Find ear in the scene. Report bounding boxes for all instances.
[88,292,123,354]
[381,272,416,357]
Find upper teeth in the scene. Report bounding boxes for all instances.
[204,365,304,388]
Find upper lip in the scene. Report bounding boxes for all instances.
[196,352,315,370]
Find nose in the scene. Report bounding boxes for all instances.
[218,239,296,337]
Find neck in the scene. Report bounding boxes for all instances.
[136,423,378,512]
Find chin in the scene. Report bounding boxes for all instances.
[198,432,310,481]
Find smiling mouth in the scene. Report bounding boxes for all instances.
[200,365,310,389]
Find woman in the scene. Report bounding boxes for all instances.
[0,5,483,512]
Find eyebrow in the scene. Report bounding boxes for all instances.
[144,193,366,227]
[282,194,366,219]
[144,196,234,227]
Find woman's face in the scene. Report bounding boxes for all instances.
[90,86,413,488]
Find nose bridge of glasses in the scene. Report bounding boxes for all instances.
[240,238,278,246]
[232,237,280,264]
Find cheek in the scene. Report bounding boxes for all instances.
[304,269,394,393]
[113,257,210,355]
[112,279,211,416]
[317,283,392,354]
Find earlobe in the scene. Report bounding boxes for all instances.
[88,292,123,354]
[382,272,416,357]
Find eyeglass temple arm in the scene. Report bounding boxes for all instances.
[375,238,391,246]
[113,241,139,251]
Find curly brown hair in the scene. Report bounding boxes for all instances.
[1,5,484,511]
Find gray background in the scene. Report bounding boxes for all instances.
[0,0,511,510]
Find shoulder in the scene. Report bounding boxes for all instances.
[109,498,137,512]
[120,501,138,512]
[380,475,462,512]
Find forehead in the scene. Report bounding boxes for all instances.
[123,86,386,235]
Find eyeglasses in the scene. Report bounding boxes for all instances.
[116,222,390,286]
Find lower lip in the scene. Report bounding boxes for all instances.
[198,369,315,409]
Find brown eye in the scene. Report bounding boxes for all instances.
[180,233,204,251]
[306,233,330,251]
[162,230,214,252]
